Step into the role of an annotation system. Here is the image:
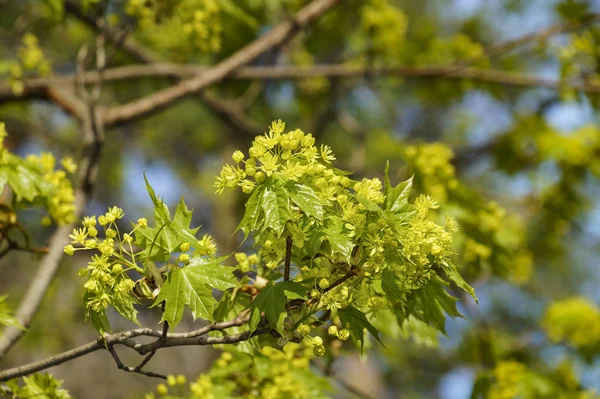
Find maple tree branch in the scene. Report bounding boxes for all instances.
[284,236,292,281]
[64,0,262,137]
[6,63,600,108]
[0,314,260,382]
[101,0,340,127]
[0,34,106,360]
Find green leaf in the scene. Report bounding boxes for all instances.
[88,308,111,335]
[385,173,413,213]
[187,256,239,291]
[402,276,463,335]
[261,183,293,237]
[0,296,22,331]
[381,269,407,305]
[144,173,171,226]
[236,185,264,238]
[154,267,217,327]
[322,216,355,261]
[12,372,71,399]
[111,293,140,326]
[338,306,383,352]
[439,260,477,301]
[154,257,238,327]
[249,281,307,334]
[285,182,328,220]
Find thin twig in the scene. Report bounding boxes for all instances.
[284,235,292,281]
[108,344,166,379]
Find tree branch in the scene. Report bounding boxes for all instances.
[0,36,106,361]
[101,0,340,127]
[284,236,292,281]
[0,314,261,382]
[6,63,600,108]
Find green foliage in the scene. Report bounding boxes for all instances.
[155,257,238,327]
[66,184,234,332]
[4,373,71,399]
[542,297,600,350]
[0,123,76,226]
[0,296,22,334]
[146,344,331,399]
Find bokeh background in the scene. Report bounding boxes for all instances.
[2,0,600,397]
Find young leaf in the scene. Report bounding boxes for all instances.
[0,296,23,331]
[401,276,463,335]
[338,306,384,352]
[154,268,217,327]
[154,258,238,328]
[439,260,477,301]
[236,185,265,238]
[285,181,328,220]
[261,183,293,237]
[12,373,71,399]
[385,174,413,213]
[248,281,307,334]
[187,256,239,291]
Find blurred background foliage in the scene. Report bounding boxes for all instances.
[2,0,600,398]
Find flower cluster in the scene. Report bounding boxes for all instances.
[64,207,142,328]
[542,297,600,349]
[25,152,77,225]
[4,33,52,95]
[148,344,328,399]
[361,0,408,63]
[126,0,222,59]
[0,123,76,225]
[215,120,328,194]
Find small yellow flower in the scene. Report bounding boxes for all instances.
[61,157,77,174]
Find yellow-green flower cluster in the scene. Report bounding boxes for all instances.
[556,32,598,99]
[488,361,527,399]
[415,34,488,67]
[234,252,260,273]
[25,152,77,225]
[126,0,222,59]
[0,123,76,225]
[65,207,141,318]
[5,34,52,95]
[151,343,324,399]
[361,0,408,63]
[543,297,600,348]
[215,120,339,196]
[404,143,457,202]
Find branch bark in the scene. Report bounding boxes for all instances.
[0,314,259,382]
[0,41,106,360]
[6,63,600,107]
[101,0,340,127]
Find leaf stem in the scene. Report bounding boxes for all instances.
[284,235,292,281]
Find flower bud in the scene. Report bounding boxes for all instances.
[312,336,323,346]
[313,344,326,357]
[178,253,190,264]
[297,324,311,335]
[180,242,190,252]
[232,150,245,163]
[241,180,255,194]
[328,325,338,336]
[318,278,330,290]
[137,218,148,227]
[255,171,266,183]
[64,244,75,256]
[337,328,350,341]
